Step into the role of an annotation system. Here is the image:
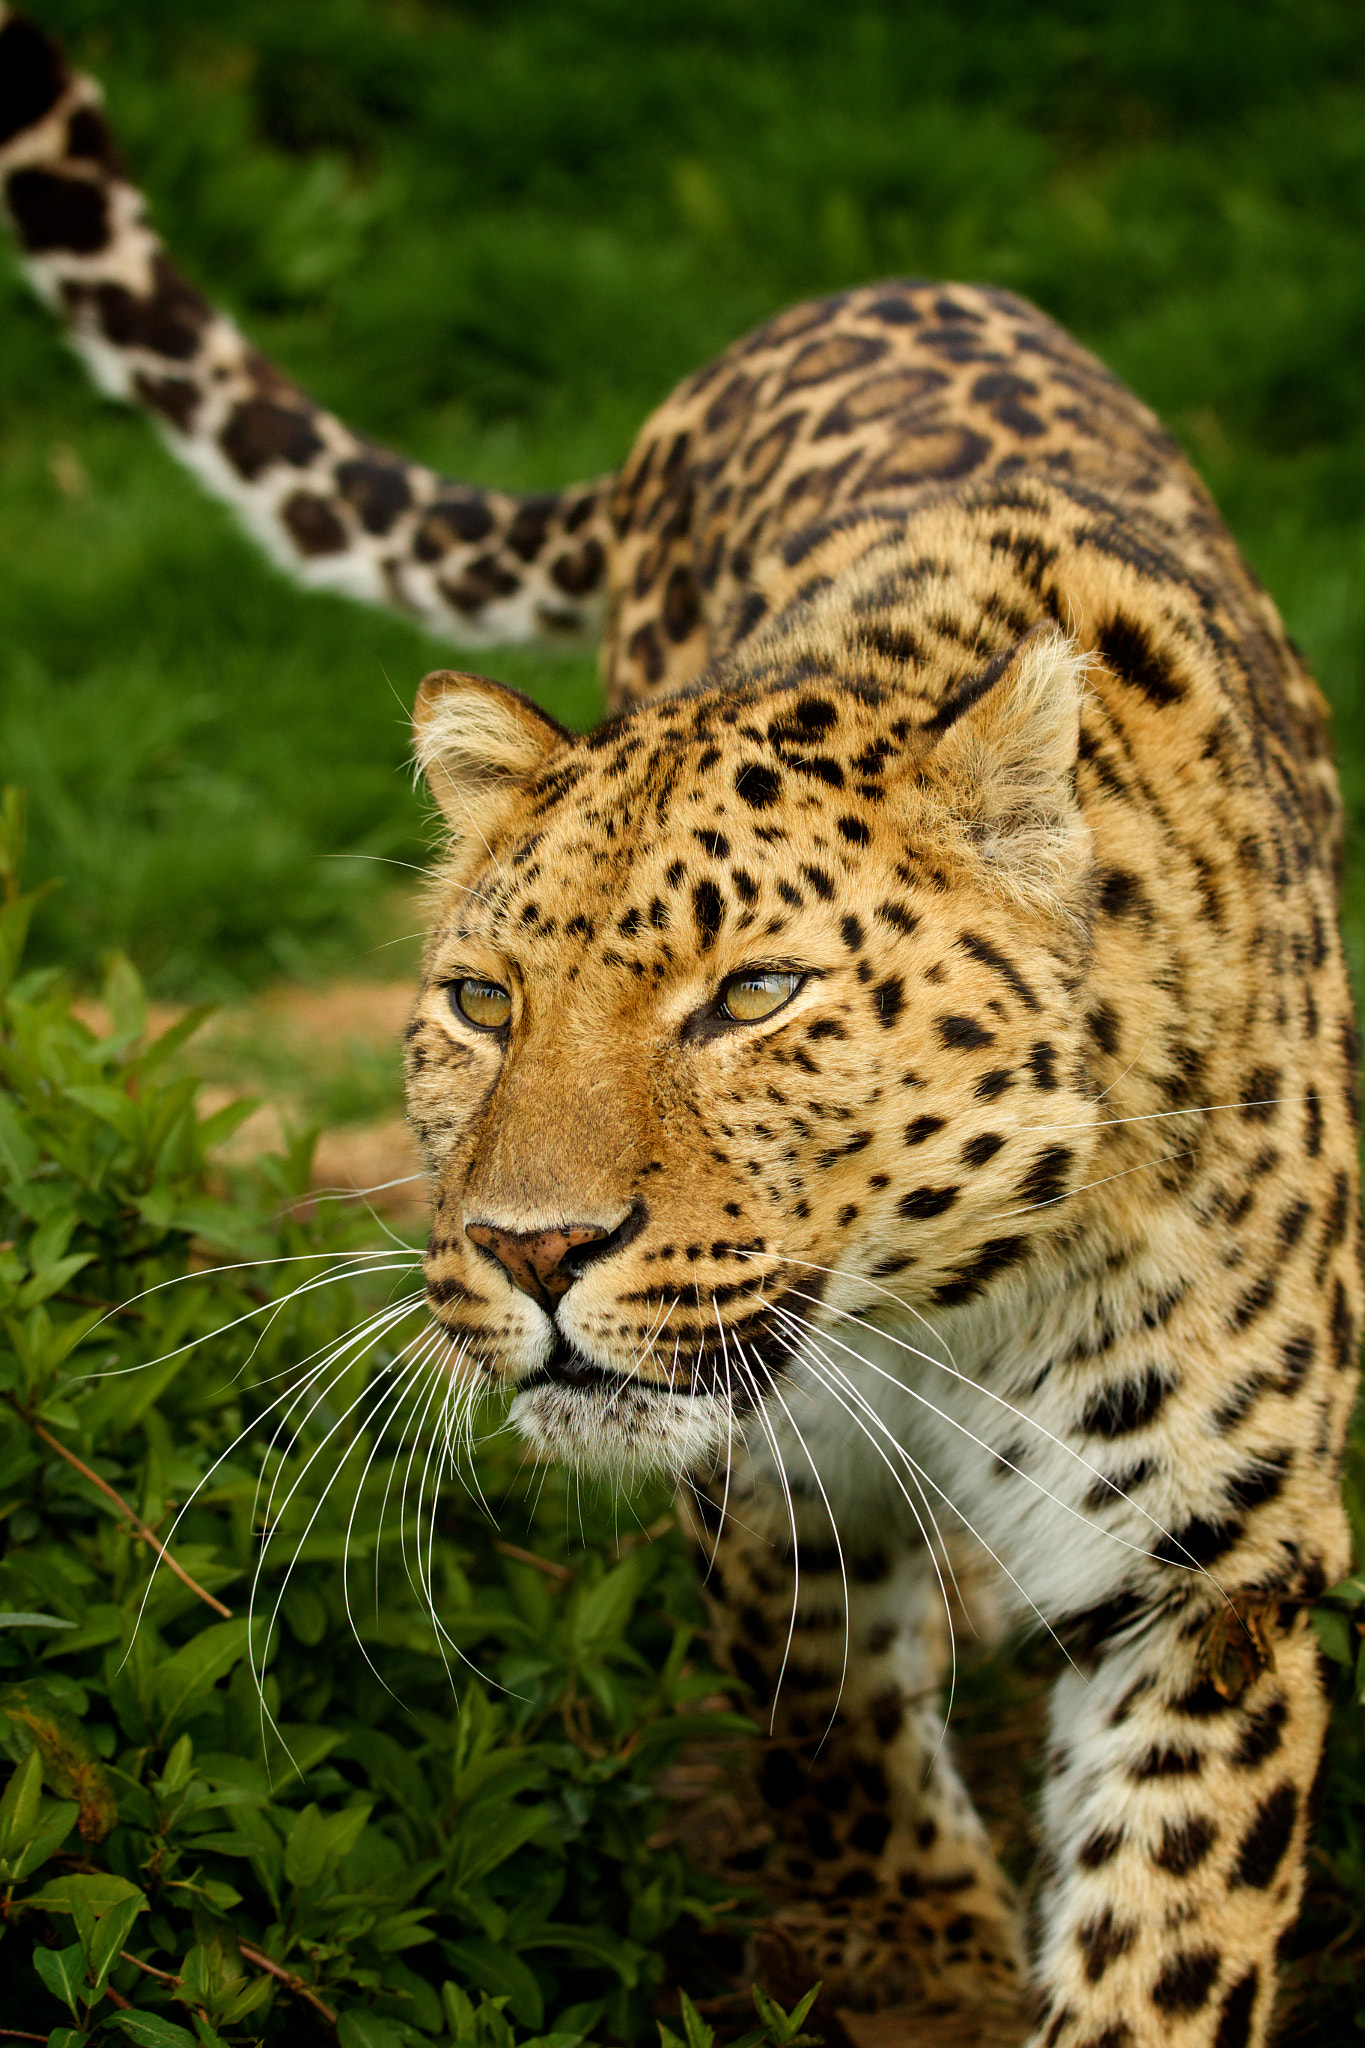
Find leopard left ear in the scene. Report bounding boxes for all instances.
[925,624,1090,906]
[413,669,568,845]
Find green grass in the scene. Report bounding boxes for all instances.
[3,0,1365,992]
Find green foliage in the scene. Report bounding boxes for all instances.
[3,1,1365,992]
[0,796,763,2041]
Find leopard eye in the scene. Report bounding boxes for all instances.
[719,969,801,1023]
[450,978,512,1031]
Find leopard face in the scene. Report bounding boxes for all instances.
[406,617,1102,1477]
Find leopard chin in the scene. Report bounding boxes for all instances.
[508,1364,733,1483]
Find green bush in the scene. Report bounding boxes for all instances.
[0,790,779,2044]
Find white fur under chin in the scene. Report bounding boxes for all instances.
[509,1380,734,1483]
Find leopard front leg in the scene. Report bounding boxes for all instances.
[1029,1599,1328,2048]
[681,1481,1030,2032]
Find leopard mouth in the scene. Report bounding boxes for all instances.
[518,1335,661,1399]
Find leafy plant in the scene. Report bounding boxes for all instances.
[0,790,763,2042]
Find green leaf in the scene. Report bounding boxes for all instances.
[111,2017,199,2048]
[24,1872,145,1916]
[86,1891,145,1997]
[337,2016,408,2048]
[0,1612,76,1631]
[283,1800,330,1888]
[444,1936,546,2030]
[572,1551,645,1658]
[449,1801,555,1888]
[32,1938,84,2018]
[1312,1607,1353,1665]
[0,1747,43,1854]
[283,1797,371,1889]
[154,1619,258,1736]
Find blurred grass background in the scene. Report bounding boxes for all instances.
[2,0,1364,996]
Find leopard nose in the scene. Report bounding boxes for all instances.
[464,1220,610,1308]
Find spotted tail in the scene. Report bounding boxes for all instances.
[0,8,613,646]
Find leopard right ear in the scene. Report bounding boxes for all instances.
[413,670,569,844]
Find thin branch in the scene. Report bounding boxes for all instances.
[120,1949,179,1983]
[493,1539,573,1585]
[12,1403,231,1619]
[0,2030,49,2043]
[238,1941,338,2029]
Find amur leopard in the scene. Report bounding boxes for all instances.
[3,13,1360,2047]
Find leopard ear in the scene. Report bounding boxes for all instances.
[413,670,568,841]
[926,624,1090,907]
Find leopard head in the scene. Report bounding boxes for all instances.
[405,617,1101,1478]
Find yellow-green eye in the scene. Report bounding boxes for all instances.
[451,978,512,1031]
[720,970,801,1023]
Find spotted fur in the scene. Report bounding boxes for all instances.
[5,13,1359,2045]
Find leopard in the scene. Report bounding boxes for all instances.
[3,11,1360,2046]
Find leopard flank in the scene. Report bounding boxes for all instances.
[4,13,1359,2047]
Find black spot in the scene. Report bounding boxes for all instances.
[133,372,199,431]
[905,1115,945,1146]
[1276,1197,1312,1252]
[1131,1743,1201,1779]
[693,880,724,952]
[1016,1144,1072,1208]
[1225,1449,1291,1512]
[1077,1907,1135,1983]
[1099,613,1184,707]
[551,537,606,594]
[1077,1827,1123,1869]
[736,762,782,810]
[975,1067,1014,1100]
[695,829,730,859]
[731,871,757,906]
[663,565,701,641]
[1026,1039,1059,1089]
[336,456,412,536]
[1087,1002,1121,1056]
[1232,1782,1297,1889]
[837,815,871,846]
[937,1014,994,1051]
[807,1018,845,1042]
[875,900,918,936]
[89,257,210,359]
[1231,1270,1277,1330]
[1154,1815,1218,1875]
[628,622,665,683]
[971,368,1046,436]
[221,398,324,481]
[1098,867,1152,921]
[1233,1696,1287,1770]
[1213,1968,1258,2048]
[934,1235,1029,1305]
[7,165,107,253]
[872,976,904,1028]
[1080,1368,1171,1438]
[963,1132,1005,1169]
[1152,1948,1219,2015]
[848,1812,891,1855]
[898,1185,958,1220]
[0,15,68,148]
[415,497,494,557]
[840,913,864,950]
[801,864,836,901]
[1330,1277,1356,1372]
[505,494,557,561]
[282,492,348,556]
[958,930,1041,1011]
[1152,1514,1243,1569]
